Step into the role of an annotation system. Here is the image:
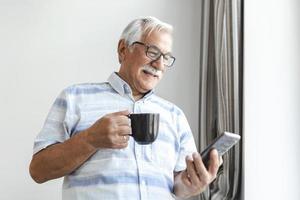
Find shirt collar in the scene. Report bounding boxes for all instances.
[107,72,154,100]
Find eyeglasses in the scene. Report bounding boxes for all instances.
[132,41,176,67]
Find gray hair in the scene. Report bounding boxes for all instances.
[120,16,173,46]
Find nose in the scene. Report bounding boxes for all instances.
[150,55,165,70]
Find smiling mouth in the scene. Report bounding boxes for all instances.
[143,70,158,78]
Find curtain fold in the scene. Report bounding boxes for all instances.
[198,0,243,199]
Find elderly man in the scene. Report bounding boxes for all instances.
[29,16,220,199]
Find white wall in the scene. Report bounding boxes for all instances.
[244,0,300,199]
[0,0,201,199]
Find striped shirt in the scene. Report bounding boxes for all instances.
[33,72,197,200]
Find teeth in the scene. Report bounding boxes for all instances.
[143,70,155,76]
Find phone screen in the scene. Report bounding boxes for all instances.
[200,132,240,166]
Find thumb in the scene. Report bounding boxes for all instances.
[208,149,219,175]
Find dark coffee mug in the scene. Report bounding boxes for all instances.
[128,113,160,145]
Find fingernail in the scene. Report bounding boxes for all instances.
[187,155,193,161]
[128,118,131,126]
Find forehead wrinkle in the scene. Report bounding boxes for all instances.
[142,33,172,54]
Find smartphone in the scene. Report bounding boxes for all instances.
[200,132,241,166]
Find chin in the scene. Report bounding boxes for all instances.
[144,83,157,91]
[138,80,156,90]
[139,85,154,93]
[140,87,153,93]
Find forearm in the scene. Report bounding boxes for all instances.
[29,130,97,183]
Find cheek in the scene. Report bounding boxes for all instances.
[131,61,148,75]
[131,65,143,77]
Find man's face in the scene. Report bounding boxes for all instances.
[118,30,173,96]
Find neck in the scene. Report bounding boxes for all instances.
[132,92,144,101]
[116,71,146,101]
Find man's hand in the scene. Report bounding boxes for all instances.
[29,110,131,183]
[174,149,220,198]
[86,110,132,149]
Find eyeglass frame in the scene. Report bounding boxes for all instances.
[131,41,176,67]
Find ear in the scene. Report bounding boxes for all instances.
[117,39,127,64]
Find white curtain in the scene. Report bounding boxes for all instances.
[198,0,243,199]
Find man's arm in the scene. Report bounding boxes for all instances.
[29,110,131,183]
[29,130,97,183]
[173,150,220,199]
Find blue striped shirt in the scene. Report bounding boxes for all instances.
[33,72,197,200]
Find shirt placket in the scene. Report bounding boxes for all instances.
[133,100,148,200]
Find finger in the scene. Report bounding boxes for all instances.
[111,134,129,147]
[117,126,132,136]
[208,149,219,177]
[110,110,130,117]
[115,115,131,126]
[181,170,192,186]
[192,152,209,181]
[119,135,129,144]
[185,155,201,185]
[113,139,129,149]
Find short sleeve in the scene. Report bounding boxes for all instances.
[32,89,72,155]
[174,109,197,172]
